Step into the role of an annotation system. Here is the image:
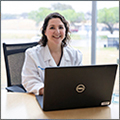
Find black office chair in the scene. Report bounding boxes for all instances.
[3,42,38,92]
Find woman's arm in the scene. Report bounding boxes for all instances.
[22,49,44,95]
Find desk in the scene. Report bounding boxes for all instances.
[1,90,119,119]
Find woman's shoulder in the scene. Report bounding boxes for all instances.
[25,44,43,54]
[64,45,83,65]
[64,45,82,55]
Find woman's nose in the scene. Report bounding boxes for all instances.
[55,28,60,34]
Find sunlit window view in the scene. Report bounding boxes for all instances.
[96,2,119,100]
[1,1,119,102]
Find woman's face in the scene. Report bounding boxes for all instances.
[45,18,66,47]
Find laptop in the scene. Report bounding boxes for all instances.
[36,64,118,111]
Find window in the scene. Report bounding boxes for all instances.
[1,1,119,102]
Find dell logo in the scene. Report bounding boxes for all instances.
[76,84,85,93]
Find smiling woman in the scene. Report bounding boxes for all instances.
[39,12,70,47]
[1,0,119,99]
[21,12,83,95]
[45,18,66,47]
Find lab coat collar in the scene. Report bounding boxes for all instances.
[43,45,71,66]
[43,45,58,66]
[43,45,52,62]
[62,46,71,61]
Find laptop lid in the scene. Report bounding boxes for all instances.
[36,64,118,111]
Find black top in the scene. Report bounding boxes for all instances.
[57,49,63,66]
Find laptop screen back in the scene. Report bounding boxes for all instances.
[42,64,117,111]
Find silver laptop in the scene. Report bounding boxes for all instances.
[36,64,118,111]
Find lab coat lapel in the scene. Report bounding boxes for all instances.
[60,47,71,66]
[49,59,57,66]
[43,45,57,67]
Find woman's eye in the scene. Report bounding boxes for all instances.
[50,27,54,29]
[49,26,64,29]
[59,26,63,29]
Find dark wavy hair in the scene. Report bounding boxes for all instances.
[39,12,71,47]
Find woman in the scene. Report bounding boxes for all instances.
[22,12,82,95]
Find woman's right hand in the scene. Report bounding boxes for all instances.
[39,87,44,95]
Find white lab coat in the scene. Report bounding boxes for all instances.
[21,44,82,95]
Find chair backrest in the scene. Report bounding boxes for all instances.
[3,42,38,87]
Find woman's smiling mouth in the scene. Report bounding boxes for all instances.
[53,35,61,39]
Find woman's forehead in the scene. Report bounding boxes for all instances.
[48,18,64,26]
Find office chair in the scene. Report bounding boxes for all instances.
[3,42,38,92]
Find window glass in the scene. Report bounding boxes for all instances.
[1,1,92,88]
[97,1,119,98]
[1,1,119,101]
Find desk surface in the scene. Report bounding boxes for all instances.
[1,90,119,119]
